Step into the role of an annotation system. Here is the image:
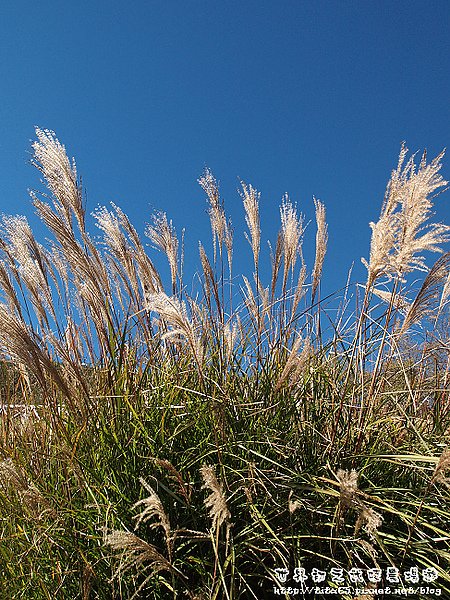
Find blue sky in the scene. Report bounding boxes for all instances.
[0,0,449,299]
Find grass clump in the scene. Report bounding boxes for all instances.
[0,129,449,599]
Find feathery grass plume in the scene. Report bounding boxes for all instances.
[200,464,230,532]
[94,204,139,297]
[279,195,304,291]
[146,212,179,293]
[146,292,204,368]
[32,127,84,231]
[311,197,328,302]
[275,336,311,391]
[0,260,22,316]
[0,215,54,325]
[0,304,71,399]
[370,287,409,312]
[113,202,163,296]
[31,187,114,359]
[105,530,174,580]
[132,478,171,551]
[0,458,54,520]
[399,252,450,336]
[362,144,449,285]
[337,469,359,510]
[223,321,239,363]
[362,145,408,286]
[241,181,261,273]
[257,280,270,327]
[391,148,449,276]
[288,490,301,514]
[355,507,383,537]
[432,448,450,485]
[199,168,229,263]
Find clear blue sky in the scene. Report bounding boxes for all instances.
[0,0,449,298]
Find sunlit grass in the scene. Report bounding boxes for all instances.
[0,129,448,599]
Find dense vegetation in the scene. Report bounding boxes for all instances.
[0,130,449,599]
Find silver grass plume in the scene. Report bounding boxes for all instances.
[355,507,383,537]
[199,242,220,310]
[32,127,84,231]
[362,144,449,285]
[0,458,55,520]
[146,292,204,368]
[198,168,233,270]
[337,469,359,510]
[94,204,137,284]
[1,215,54,325]
[146,212,179,293]
[104,530,177,586]
[132,477,172,558]
[241,181,261,273]
[311,197,328,302]
[0,304,71,398]
[432,448,450,485]
[223,320,239,363]
[280,195,304,289]
[269,231,283,300]
[290,264,308,322]
[200,464,231,533]
[391,148,449,276]
[399,252,450,336]
[337,469,382,537]
[113,203,163,296]
[275,336,311,391]
[370,287,409,312]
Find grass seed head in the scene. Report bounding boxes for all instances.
[200,464,230,532]
[337,468,359,509]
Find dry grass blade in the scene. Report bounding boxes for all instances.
[439,270,450,315]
